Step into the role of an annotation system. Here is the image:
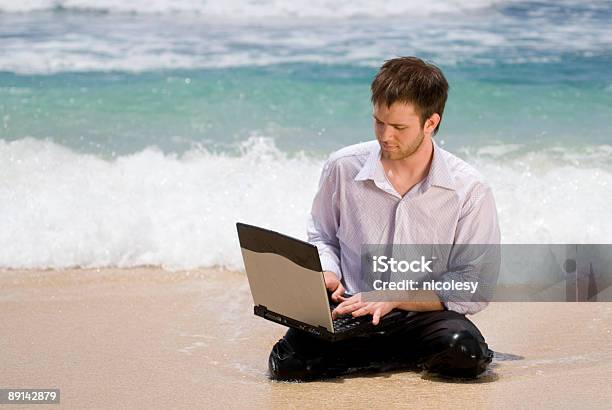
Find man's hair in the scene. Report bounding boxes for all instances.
[371,56,449,135]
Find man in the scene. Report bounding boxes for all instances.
[268,57,500,380]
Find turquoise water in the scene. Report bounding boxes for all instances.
[2,58,611,157]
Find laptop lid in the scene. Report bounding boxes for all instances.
[236,223,335,332]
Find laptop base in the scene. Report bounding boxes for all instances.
[255,304,404,342]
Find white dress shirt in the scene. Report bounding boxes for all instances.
[307,139,501,315]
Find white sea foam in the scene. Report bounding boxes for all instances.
[0,0,504,16]
[1,137,611,271]
[0,0,610,74]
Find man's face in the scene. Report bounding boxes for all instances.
[373,102,426,161]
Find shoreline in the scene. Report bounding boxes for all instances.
[2,267,612,408]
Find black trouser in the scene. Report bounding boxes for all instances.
[268,310,493,381]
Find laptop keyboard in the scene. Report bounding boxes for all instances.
[330,303,369,332]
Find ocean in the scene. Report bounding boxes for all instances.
[1,0,611,271]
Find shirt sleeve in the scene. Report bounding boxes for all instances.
[307,158,343,279]
[437,184,501,315]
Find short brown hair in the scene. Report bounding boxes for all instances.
[371,56,449,135]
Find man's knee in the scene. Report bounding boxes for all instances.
[420,329,493,378]
[268,337,323,381]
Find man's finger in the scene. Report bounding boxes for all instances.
[336,301,365,314]
[333,302,366,318]
[351,306,370,317]
[337,295,353,305]
[335,295,359,310]
[331,286,345,303]
[372,309,381,325]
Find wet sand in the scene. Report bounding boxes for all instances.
[1,267,612,409]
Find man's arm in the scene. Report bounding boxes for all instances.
[307,158,346,301]
[437,183,501,315]
[395,291,444,311]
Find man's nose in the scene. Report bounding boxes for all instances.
[380,125,395,141]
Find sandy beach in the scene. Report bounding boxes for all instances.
[2,1,611,409]
[1,267,611,409]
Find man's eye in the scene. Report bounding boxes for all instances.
[395,126,406,131]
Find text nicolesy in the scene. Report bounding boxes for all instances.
[372,255,434,273]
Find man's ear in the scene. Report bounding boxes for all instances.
[424,113,441,135]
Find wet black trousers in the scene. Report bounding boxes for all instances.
[268,310,493,381]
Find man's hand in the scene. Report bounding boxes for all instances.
[331,293,399,325]
[323,271,345,303]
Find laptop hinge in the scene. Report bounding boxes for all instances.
[254,305,331,337]
[254,304,267,316]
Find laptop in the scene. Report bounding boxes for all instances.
[236,222,403,341]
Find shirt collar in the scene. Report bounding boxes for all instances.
[354,143,381,182]
[423,140,456,191]
[354,139,456,192]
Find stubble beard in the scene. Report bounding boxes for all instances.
[380,130,426,161]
